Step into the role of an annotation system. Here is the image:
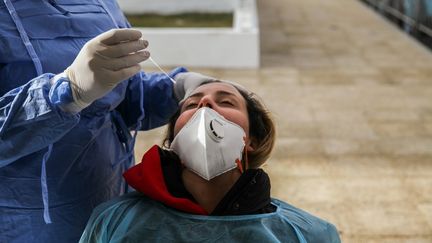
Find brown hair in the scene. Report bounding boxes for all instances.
[162,82,276,168]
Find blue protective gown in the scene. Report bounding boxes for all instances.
[0,0,183,242]
[79,192,341,243]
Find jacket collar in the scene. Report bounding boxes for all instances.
[124,145,274,216]
[123,145,208,215]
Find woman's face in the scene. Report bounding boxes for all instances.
[174,82,250,139]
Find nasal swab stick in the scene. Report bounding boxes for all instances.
[148,56,177,84]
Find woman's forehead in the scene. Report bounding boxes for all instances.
[190,82,242,96]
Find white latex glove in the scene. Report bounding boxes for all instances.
[65,28,150,109]
[173,72,216,102]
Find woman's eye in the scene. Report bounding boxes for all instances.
[184,103,198,109]
[220,100,234,106]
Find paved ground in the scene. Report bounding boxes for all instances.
[135,0,432,242]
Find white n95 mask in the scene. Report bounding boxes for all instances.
[171,107,246,181]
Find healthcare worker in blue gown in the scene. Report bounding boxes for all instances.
[80,72,341,243]
[0,1,197,242]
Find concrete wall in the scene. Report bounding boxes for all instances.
[117,0,235,14]
[118,0,259,68]
[139,27,259,68]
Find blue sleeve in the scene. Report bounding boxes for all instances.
[117,67,187,130]
[304,221,341,243]
[79,193,141,243]
[324,223,341,243]
[0,73,80,167]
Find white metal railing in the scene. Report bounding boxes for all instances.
[362,0,432,38]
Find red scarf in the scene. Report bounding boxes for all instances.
[123,145,208,215]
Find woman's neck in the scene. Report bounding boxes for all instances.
[182,169,241,214]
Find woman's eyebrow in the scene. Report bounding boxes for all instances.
[180,93,203,109]
[215,90,238,97]
[186,90,239,102]
[187,92,204,99]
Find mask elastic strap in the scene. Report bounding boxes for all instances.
[244,149,249,170]
[236,159,244,174]
[236,147,249,174]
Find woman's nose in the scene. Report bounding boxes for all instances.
[198,95,214,108]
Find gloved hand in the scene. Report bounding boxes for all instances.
[173,72,216,102]
[65,28,150,109]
